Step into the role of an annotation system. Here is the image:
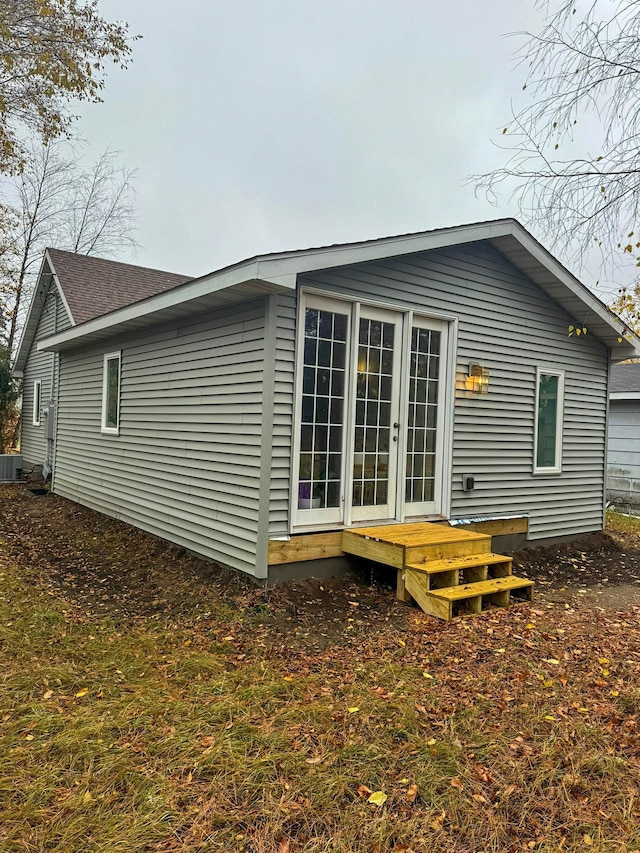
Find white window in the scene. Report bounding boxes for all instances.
[101,352,121,434]
[534,368,564,474]
[32,380,42,426]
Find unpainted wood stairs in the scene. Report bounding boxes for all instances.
[341,522,533,621]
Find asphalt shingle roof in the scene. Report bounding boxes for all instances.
[47,248,192,325]
[611,362,640,394]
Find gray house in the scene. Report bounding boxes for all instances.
[607,362,640,512]
[14,219,640,588]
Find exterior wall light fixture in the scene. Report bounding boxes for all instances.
[466,362,489,394]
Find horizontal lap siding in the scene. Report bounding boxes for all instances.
[54,301,266,576]
[294,242,608,540]
[270,293,296,535]
[21,281,72,468]
[607,401,640,509]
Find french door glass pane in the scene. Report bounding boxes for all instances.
[298,308,347,509]
[406,327,440,503]
[352,317,394,507]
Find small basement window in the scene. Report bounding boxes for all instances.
[32,379,41,426]
[534,368,564,474]
[101,352,121,434]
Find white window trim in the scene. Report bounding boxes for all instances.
[101,351,121,435]
[32,379,41,426]
[533,367,564,475]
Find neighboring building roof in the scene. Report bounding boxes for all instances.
[610,362,640,399]
[37,218,640,361]
[46,248,192,325]
[13,249,192,375]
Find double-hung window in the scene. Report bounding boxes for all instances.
[534,368,564,474]
[101,352,121,434]
[32,380,42,426]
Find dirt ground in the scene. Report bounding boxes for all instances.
[1,484,639,636]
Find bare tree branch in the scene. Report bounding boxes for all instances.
[0,140,138,354]
[472,0,640,299]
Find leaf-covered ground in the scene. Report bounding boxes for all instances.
[0,486,638,852]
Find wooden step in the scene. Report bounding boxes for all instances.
[404,535,491,563]
[426,576,533,601]
[404,571,533,621]
[342,524,491,569]
[405,553,513,575]
[404,553,513,591]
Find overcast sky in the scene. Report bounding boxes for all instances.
[78,1,546,279]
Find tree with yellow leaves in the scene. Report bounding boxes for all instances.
[610,284,640,338]
[0,0,137,173]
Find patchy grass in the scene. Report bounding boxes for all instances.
[607,508,640,537]
[0,553,639,853]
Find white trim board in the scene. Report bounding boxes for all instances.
[36,219,640,360]
[610,392,640,400]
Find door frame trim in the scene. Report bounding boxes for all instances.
[290,287,457,534]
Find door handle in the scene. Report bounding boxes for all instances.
[393,422,400,429]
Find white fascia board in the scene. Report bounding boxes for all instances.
[255,219,638,354]
[38,259,270,352]
[38,221,519,353]
[36,217,640,357]
[255,219,518,278]
[13,252,54,373]
[47,251,76,328]
[610,392,640,400]
[508,225,640,352]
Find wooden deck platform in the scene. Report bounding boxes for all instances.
[342,522,533,621]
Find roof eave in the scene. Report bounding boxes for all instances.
[12,251,58,374]
[38,263,289,353]
[36,218,640,359]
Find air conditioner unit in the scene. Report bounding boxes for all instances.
[0,455,22,482]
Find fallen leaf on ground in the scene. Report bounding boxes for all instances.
[368,791,387,806]
[431,809,446,830]
[405,784,419,803]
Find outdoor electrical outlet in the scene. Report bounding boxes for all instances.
[462,474,475,492]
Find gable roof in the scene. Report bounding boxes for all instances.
[37,218,640,360]
[46,248,192,325]
[13,249,192,374]
[610,362,640,399]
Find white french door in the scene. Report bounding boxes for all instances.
[293,294,449,529]
[349,306,402,522]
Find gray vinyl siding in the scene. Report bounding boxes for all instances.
[270,292,297,535]
[607,401,640,511]
[53,300,266,576]
[20,279,72,469]
[272,241,608,540]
